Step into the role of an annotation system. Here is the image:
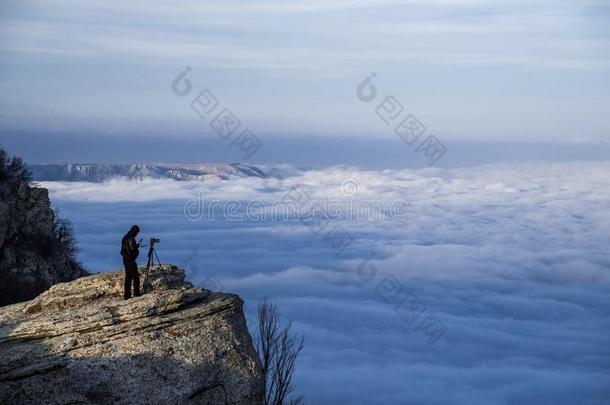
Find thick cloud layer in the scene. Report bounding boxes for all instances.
[46,162,610,404]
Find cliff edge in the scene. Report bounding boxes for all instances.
[0,149,87,306]
[0,264,264,404]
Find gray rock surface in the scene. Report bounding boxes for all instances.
[0,264,264,404]
[0,178,86,306]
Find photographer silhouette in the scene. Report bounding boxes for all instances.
[120,225,142,300]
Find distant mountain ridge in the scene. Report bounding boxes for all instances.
[27,163,266,182]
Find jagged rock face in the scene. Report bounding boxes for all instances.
[0,265,264,404]
[0,180,86,306]
[27,163,266,182]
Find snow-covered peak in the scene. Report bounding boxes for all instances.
[27,163,266,182]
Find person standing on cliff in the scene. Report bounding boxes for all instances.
[121,225,142,300]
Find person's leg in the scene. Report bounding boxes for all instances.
[132,262,141,296]
[123,260,132,300]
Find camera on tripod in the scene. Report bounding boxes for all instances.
[143,237,161,294]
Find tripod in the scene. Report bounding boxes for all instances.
[142,238,161,294]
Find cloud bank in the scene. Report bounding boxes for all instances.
[46,162,610,404]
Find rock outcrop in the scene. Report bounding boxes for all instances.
[0,264,264,404]
[0,163,86,306]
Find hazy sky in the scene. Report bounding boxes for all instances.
[1,0,609,142]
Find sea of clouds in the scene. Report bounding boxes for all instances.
[43,162,610,404]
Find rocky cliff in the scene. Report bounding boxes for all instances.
[0,264,264,404]
[0,156,86,306]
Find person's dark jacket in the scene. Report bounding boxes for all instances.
[121,231,139,261]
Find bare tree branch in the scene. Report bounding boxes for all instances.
[254,299,305,405]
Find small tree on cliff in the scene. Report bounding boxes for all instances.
[255,300,305,405]
[51,209,80,262]
[0,147,32,185]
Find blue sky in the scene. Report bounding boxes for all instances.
[1,0,609,143]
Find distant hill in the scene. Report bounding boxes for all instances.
[27,163,266,182]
